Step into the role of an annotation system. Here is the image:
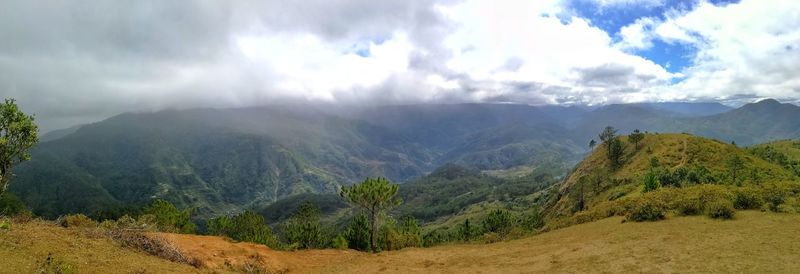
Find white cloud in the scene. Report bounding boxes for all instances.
[654,0,800,101]
[438,0,675,104]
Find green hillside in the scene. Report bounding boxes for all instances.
[546,133,797,218]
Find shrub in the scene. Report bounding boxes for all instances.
[642,170,660,193]
[706,200,735,219]
[673,196,703,216]
[0,219,9,230]
[344,213,371,252]
[457,218,482,240]
[37,253,75,274]
[282,202,327,249]
[521,209,545,231]
[0,192,29,216]
[763,185,787,212]
[732,187,764,210]
[483,209,515,235]
[379,216,422,251]
[58,214,97,228]
[331,234,348,250]
[626,197,666,222]
[206,210,280,249]
[142,199,196,234]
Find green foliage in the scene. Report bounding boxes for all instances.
[521,208,545,231]
[726,155,745,185]
[483,209,515,235]
[58,214,97,228]
[0,219,10,230]
[0,192,29,216]
[732,187,764,209]
[142,199,196,234]
[627,197,666,222]
[457,218,482,240]
[607,137,626,169]
[207,210,280,249]
[340,177,401,252]
[642,170,660,193]
[344,213,371,252]
[379,216,422,251]
[763,184,787,212]
[706,199,735,219]
[629,129,645,149]
[0,98,39,198]
[331,234,348,250]
[282,202,327,249]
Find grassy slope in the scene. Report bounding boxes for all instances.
[0,220,198,273]
[5,211,800,273]
[319,211,800,273]
[753,139,800,160]
[548,133,796,217]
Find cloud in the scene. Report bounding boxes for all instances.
[642,0,800,102]
[0,0,797,131]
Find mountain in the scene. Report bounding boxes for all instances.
[11,100,800,218]
[13,107,436,217]
[631,102,732,117]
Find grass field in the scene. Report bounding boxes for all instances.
[4,211,800,273]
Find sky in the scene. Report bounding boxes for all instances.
[0,0,799,131]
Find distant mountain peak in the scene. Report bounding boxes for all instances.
[755,98,781,105]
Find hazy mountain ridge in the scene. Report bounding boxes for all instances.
[13,100,800,217]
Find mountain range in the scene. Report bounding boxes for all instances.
[10,99,800,218]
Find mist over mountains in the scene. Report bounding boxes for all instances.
[11,99,800,217]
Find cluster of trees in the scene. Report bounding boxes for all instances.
[750,145,800,177]
[423,208,545,247]
[642,158,718,192]
[593,126,644,170]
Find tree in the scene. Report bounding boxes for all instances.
[629,129,645,149]
[642,169,660,192]
[283,201,327,249]
[598,126,625,169]
[598,126,618,146]
[0,98,39,198]
[607,137,626,169]
[589,139,596,150]
[340,177,401,252]
[207,210,280,248]
[726,155,745,185]
[142,199,196,234]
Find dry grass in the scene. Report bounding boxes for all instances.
[5,211,800,273]
[316,211,800,273]
[0,219,199,274]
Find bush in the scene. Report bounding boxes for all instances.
[142,199,196,234]
[482,232,501,244]
[626,197,666,222]
[521,209,545,231]
[642,170,660,193]
[706,200,735,219]
[344,213,371,252]
[733,187,764,210]
[331,234,348,250]
[58,214,97,228]
[282,202,327,249]
[379,216,422,251]
[673,196,703,216]
[483,209,515,235]
[206,210,280,249]
[763,184,787,212]
[0,193,29,216]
